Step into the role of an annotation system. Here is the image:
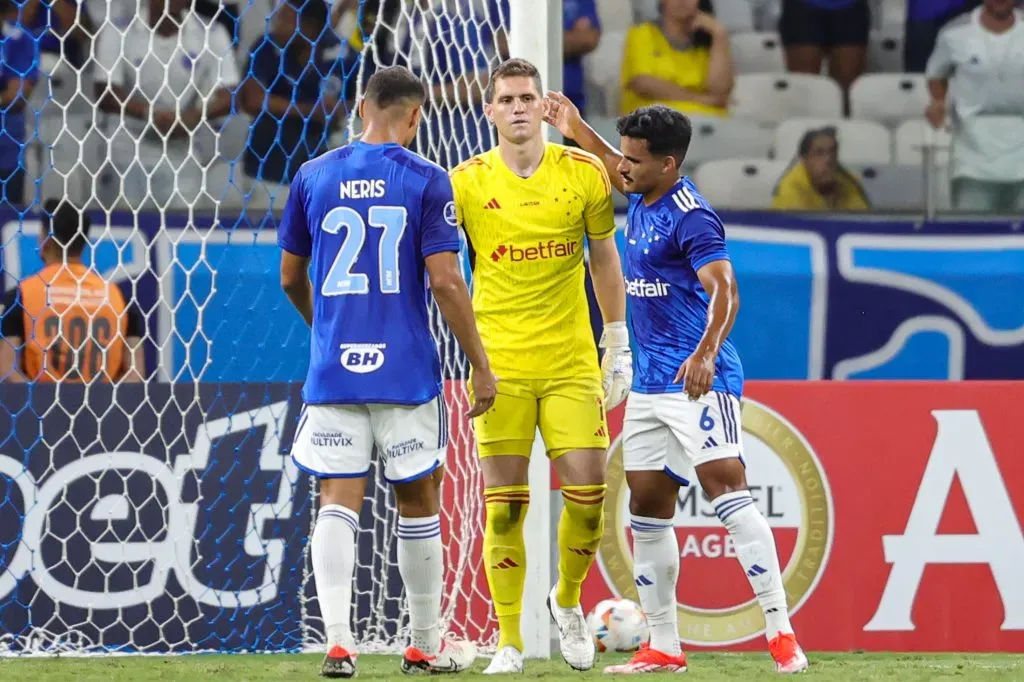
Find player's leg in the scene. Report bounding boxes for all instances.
[374,398,475,674]
[540,376,609,671]
[686,393,808,674]
[291,404,373,679]
[472,379,538,673]
[604,392,689,675]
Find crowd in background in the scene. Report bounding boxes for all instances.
[0,0,1021,217]
[0,0,1022,385]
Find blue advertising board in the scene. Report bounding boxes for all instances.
[2,210,1022,382]
[0,383,414,654]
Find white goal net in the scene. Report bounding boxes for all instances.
[0,0,523,655]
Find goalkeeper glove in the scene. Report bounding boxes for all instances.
[599,321,633,410]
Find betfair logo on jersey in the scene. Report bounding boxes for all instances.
[625,277,671,298]
[490,239,579,263]
[339,179,386,199]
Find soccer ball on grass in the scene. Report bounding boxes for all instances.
[586,598,649,652]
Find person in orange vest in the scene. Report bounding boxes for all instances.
[0,199,145,382]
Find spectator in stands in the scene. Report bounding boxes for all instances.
[0,0,39,209]
[772,127,870,211]
[779,0,870,110]
[620,0,734,118]
[926,0,1024,212]
[240,0,341,207]
[22,0,94,206]
[402,0,507,166]
[563,0,601,118]
[94,0,239,210]
[0,199,145,383]
[905,0,982,72]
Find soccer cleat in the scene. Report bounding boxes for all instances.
[547,585,596,671]
[320,644,357,678]
[401,639,478,674]
[604,643,688,674]
[482,645,524,675]
[769,633,808,674]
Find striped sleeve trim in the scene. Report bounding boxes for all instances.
[564,150,612,195]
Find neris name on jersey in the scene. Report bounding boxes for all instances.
[339,179,387,199]
[490,238,579,262]
[625,277,671,298]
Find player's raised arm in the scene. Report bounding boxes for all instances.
[543,91,626,195]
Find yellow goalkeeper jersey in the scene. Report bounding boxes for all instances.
[450,143,616,379]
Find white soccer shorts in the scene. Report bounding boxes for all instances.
[290,397,448,484]
[622,390,743,484]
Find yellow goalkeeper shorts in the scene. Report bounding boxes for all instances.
[469,374,609,458]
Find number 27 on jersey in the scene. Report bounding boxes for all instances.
[321,205,408,296]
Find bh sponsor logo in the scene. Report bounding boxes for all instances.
[490,239,579,263]
[625,277,671,298]
[340,343,386,373]
[598,398,833,645]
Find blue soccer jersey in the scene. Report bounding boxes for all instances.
[624,178,744,397]
[278,141,461,405]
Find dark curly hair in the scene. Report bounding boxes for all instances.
[616,105,693,164]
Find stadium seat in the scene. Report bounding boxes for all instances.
[850,164,924,210]
[868,27,904,73]
[684,116,775,166]
[595,0,634,33]
[730,32,785,73]
[731,74,844,122]
[711,0,755,32]
[750,0,782,31]
[895,119,952,166]
[693,159,789,209]
[774,118,893,165]
[877,0,907,29]
[850,74,929,126]
[583,30,626,116]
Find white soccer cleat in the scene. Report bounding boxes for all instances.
[769,633,809,674]
[547,585,596,671]
[402,638,477,674]
[482,645,524,675]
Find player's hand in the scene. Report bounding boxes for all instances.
[151,110,178,135]
[599,321,633,410]
[468,368,498,418]
[543,91,581,140]
[925,99,947,130]
[675,350,716,400]
[690,11,727,38]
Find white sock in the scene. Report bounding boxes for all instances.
[630,514,682,656]
[398,514,443,655]
[714,490,793,641]
[313,503,359,649]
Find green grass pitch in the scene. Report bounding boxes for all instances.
[1,652,1021,681]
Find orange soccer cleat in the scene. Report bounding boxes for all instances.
[603,643,689,674]
[769,633,809,674]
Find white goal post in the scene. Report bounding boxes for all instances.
[509,0,562,660]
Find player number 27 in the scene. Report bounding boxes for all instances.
[321,205,408,296]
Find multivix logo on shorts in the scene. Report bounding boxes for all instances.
[599,398,834,646]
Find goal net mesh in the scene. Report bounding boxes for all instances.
[0,0,509,655]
